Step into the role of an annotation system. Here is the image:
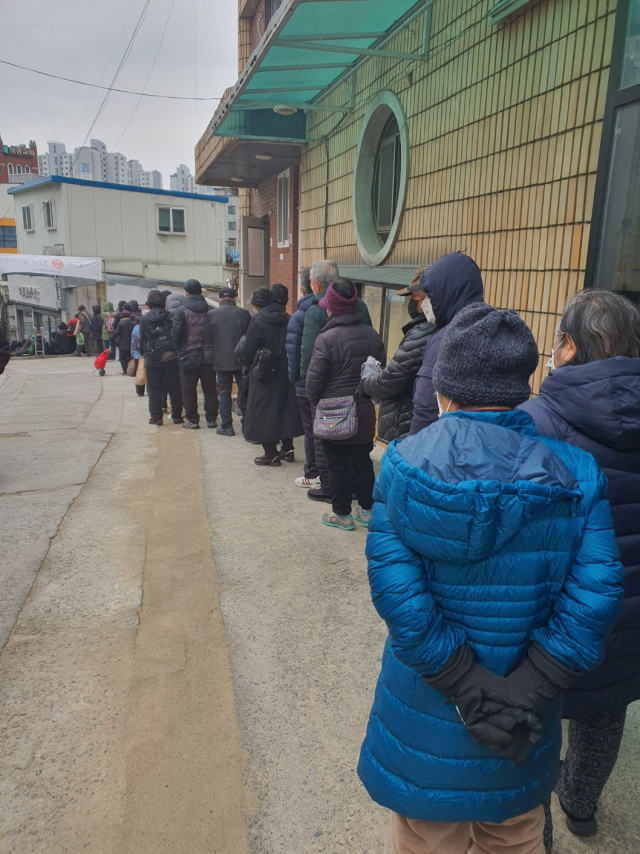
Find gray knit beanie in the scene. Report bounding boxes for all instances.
[433,303,539,408]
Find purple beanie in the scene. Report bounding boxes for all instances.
[319,283,358,316]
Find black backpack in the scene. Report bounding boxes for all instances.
[146,316,176,362]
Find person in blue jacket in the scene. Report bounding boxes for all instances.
[409,252,484,434]
[520,289,640,845]
[285,269,320,488]
[358,303,624,854]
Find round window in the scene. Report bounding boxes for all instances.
[353,92,409,266]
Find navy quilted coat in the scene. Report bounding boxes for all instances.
[286,291,315,395]
[358,410,623,824]
[521,357,640,718]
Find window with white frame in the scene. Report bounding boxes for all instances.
[22,204,34,232]
[228,205,236,215]
[228,221,237,231]
[7,164,13,175]
[157,206,186,234]
[277,169,290,248]
[16,165,22,174]
[25,166,30,173]
[43,200,56,230]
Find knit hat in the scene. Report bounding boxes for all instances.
[270,283,289,306]
[120,309,131,319]
[218,287,237,299]
[319,282,358,316]
[250,287,272,308]
[433,303,539,408]
[185,279,202,294]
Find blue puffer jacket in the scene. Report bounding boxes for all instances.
[521,357,640,718]
[286,292,315,396]
[358,410,623,824]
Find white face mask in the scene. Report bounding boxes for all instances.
[437,394,452,418]
[546,345,560,370]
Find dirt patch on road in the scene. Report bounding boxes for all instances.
[120,427,250,854]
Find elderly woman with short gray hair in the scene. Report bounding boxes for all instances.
[521,289,640,848]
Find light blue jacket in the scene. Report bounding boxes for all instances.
[358,410,623,824]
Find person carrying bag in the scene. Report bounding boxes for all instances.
[306,279,385,531]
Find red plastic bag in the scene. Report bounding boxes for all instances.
[94,349,109,371]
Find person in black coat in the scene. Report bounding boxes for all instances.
[110,310,134,374]
[362,275,436,443]
[0,327,11,374]
[409,253,484,434]
[520,290,640,844]
[238,287,303,466]
[90,305,104,353]
[306,279,385,531]
[52,322,73,355]
[139,289,183,426]
[206,287,251,436]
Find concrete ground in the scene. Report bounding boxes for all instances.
[0,356,638,854]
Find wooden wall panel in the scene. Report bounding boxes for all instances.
[299,0,616,386]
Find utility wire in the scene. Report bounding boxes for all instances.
[0,58,222,101]
[109,0,177,153]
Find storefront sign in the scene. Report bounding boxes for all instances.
[18,285,40,302]
[2,145,35,157]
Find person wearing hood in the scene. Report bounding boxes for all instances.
[410,253,484,434]
[128,299,142,323]
[306,279,386,530]
[238,287,303,465]
[361,268,436,443]
[89,305,104,355]
[171,279,217,429]
[73,304,93,355]
[165,292,186,314]
[358,302,624,854]
[140,289,183,426]
[286,268,321,487]
[301,260,373,503]
[101,301,116,360]
[519,290,640,846]
[110,309,134,374]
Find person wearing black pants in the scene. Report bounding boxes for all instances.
[305,279,385,531]
[180,363,218,426]
[147,360,182,423]
[139,289,184,426]
[322,440,375,518]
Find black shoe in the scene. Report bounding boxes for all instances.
[279,449,295,462]
[216,426,235,437]
[172,416,185,424]
[148,417,163,426]
[563,808,598,838]
[307,487,332,504]
[182,420,200,430]
[206,419,218,428]
[254,455,281,467]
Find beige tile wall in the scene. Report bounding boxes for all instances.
[299,0,617,390]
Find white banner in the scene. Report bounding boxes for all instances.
[0,254,102,281]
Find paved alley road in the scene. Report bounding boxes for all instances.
[0,357,639,854]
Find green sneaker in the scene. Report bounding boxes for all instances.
[353,507,372,528]
[322,512,355,531]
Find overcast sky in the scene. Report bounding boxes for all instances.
[1,0,238,185]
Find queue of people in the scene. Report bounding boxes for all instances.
[18,252,638,854]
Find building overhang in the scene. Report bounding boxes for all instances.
[196,0,433,186]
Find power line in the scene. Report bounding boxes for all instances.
[0,58,222,101]
[109,0,177,153]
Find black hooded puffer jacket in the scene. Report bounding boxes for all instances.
[362,314,435,443]
[409,253,484,434]
[521,356,640,718]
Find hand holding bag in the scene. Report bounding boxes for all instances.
[313,396,358,440]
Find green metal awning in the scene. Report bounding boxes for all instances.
[209,0,433,144]
[338,265,424,286]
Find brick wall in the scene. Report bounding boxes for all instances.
[250,165,300,314]
[300,0,616,391]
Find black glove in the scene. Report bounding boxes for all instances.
[424,646,539,752]
[482,643,579,766]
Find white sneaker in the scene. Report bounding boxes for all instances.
[295,476,321,488]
